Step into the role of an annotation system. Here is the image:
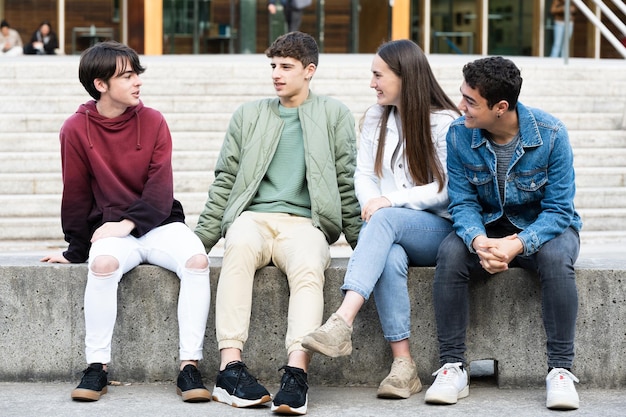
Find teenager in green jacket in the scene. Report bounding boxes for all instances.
[195,31,361,415]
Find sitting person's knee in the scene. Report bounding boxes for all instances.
[185,253,209,271]
[90,255,119,276]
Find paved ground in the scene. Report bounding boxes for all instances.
[1,381,624,417]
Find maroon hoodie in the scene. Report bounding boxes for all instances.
[59,100,184,263]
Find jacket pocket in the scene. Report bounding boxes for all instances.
[511,168,547,203]
[465,165,492,186]
[513,169,547,191]
[464,164,496,201]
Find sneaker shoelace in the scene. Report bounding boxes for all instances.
[318,315,345,335]
[183,365,202,385]
[388,358,411,380]
[228,362,260,394]
[80,366,104,386]
[549,369,579,389]
[278,366,308,392]
[431,363,462,384]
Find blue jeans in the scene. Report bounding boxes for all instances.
[341,207,453,342]
[433,227,579,368]
[550,20,574,57]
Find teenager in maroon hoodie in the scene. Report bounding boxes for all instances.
[41,41,212,403]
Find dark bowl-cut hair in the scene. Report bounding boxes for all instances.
[265,31,319,69]
[462,56,522,110]
[78,40,146,100]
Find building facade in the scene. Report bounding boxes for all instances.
[1,0,624,58]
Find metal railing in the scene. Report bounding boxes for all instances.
[563,0,626,62]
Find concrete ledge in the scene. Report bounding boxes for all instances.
[1,256,625,388]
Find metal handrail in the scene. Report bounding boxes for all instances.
[590,0,626,37]
[565,0,626,61]
[609,0,626,17]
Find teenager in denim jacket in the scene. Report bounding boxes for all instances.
[424,57,582,411]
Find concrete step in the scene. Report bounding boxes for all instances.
[2,186,623,219]
[573,148,626,167]
[0,204,623,242]
[575,167,626,187]
[577,208,626,232]
[0,151,219,173]
[0,113,235,134]
[0,171,215,195]
[569,130,626,148]
[0,54,624,246]
[0,131,227,152]
[574,187,626,208]
[3,111,623,137]
[0,92,624,122]
[0,217,61,240]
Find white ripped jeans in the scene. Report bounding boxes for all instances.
[84,222,211,365]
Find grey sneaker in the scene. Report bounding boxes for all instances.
[301,313,353,357]
[546,368,579,410]
[377,357,422,399]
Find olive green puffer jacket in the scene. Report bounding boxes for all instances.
[195,92,362,252]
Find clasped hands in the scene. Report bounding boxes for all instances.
[472,234,523,274]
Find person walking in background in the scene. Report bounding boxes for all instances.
[41,41,212,404]
[24,20,59,55]
[0,20,23,57]
[268,0,312,33]
[549,0,576,57]
[424,56,582,410]
[194,31,362,415]
[302,39,459,400]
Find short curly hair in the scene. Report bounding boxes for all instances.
[265,31,318,68]
[462,56,523,110]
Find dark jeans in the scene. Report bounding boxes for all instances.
[433,227,579,369]
[284,5,304,32]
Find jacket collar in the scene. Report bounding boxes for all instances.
[471,102,543,149]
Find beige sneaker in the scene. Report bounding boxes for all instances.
[377,357,422,399]
[301,313,353,357]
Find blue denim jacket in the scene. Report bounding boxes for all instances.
[446,102,582,256]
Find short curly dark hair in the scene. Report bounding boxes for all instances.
[462,56,523,110]
[265,31,318,68]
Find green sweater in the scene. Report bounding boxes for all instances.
[248,105,311,217]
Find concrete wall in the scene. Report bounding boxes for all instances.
[1,256,625,388]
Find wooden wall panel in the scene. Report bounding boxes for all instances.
[4,0,119,54]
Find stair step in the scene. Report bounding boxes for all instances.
[569,130,626,148]
[574,187,626,208]
[573,148,626,167]
[575,167,626,187]
[0,55,624,244]
[577,208,626,231]
[0,151,220,173]
[0,131,227,152]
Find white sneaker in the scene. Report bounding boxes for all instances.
[424,362,469,404]
[546,368,579,410]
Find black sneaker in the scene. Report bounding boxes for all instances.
[176,364,211,402]
[71,363,108,401]
[212,361,272,407]
[271,366,308,415]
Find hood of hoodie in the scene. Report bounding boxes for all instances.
[77,100,144,150]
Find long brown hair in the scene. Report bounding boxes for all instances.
[374,40,459,191]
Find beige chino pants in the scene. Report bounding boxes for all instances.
[216,211,331,355]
